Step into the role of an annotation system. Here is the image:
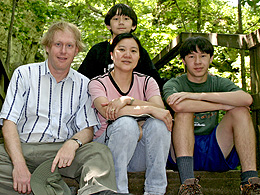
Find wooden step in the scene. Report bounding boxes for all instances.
[64,170,250,194]
[128,170,242,195]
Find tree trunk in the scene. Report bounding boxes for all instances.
[175,0,187,32]
[197,0,201,32]
[5,0,18,74]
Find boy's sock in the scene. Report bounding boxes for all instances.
[240,170,259,186]
[176,156,194,184]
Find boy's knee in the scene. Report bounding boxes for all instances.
[227,106,251,118]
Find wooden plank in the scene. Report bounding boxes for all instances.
[152,34,183,69]
[250,44,260,95]
[64,170,248,195]
[257,124,260,168]
[251,93,260,110]
[246,29,260,49]
[180,32,247,49]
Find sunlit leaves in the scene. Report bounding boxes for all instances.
[1,0,260,82]
[156,0,259,86]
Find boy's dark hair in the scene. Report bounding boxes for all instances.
[179,36,214,59]
[105,4,137,33]
[110,33,143,58]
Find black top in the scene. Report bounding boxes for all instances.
[78,40,165,89]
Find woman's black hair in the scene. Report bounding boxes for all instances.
[105,4,137,33]
[110,33,143,58]
[180,36,214,59]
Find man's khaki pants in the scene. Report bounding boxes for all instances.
[0,142,117,195]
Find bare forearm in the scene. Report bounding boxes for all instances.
[199,91,252,107]
[2,120,26,166]
[172,99,230,113]
[116,105,151,116]
[167,90,252,113]
[117,105,173,131]
[130,96,164,109]
[95,96,166,120]
[70,127,94,145]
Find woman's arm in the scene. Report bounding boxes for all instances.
[94,96,173,131]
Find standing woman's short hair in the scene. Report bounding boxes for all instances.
[41,21,85,52]
[105,4,138,32]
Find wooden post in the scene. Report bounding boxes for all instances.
[248,29,260,168]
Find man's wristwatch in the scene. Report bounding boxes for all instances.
[71,138,82,147]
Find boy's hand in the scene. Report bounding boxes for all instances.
[167,92,201,105]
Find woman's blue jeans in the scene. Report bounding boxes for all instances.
[94,116,171,194]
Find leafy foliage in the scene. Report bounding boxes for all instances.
[154,0,259,87]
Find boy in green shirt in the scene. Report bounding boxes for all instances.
[163,36,260,195]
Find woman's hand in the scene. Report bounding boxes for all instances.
[150,107,173,132]
[102,96,132,120]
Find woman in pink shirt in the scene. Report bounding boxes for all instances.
[89,33,172,195]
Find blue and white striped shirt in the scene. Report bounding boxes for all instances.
[0,60,100,143]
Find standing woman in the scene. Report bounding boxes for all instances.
[89,33,172,195]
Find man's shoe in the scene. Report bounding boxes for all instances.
[241,177,260,194]
[178,177,203,195]
[92,190,133,195]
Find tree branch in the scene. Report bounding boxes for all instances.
[85,1,104,17]
[6,0,18,73]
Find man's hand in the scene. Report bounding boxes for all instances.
[51,140,78,172]
[12,163,31,194]
[2,120,32,194]
[167,92,202,105]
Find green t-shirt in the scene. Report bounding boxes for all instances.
[163,74,241,135]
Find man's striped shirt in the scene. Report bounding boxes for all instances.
[0,61,99,143]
